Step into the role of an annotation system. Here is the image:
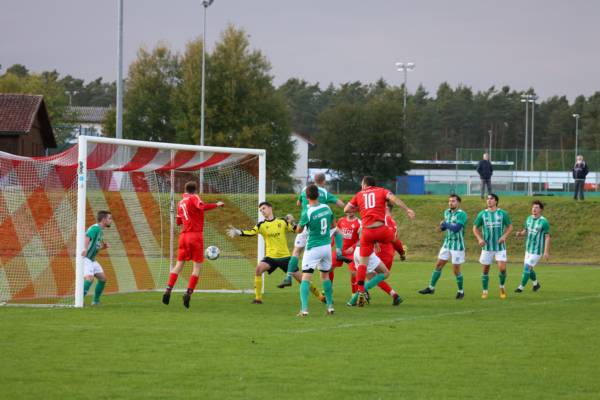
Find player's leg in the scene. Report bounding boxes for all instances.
[319,247,334,314]
[182,261,202,308]
[298,246,323,315]
[479,251,492,299]
[92,268,106,305]
[451,251,465,299]
[162,260,184,305]
[291,270,325,302]
[252,261,272,304]
[83,258,95,297]
[279,229,306,288]
[496,251,508,299]
[419,248,448,294]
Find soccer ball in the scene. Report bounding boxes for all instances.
[205,245,220,260]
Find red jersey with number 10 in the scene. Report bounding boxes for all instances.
[349,186,391,226]
[177,193,218,233]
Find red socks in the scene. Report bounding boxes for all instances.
[350,275,357,293]
[356,264,367,292]
[378,281,393,295]
[167,272,178,289]
[329,270,335,282]
[188,274,199,292]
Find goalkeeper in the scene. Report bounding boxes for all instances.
[227,201,325,304]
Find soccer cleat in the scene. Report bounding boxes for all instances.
[357,292,367,307]
[183,292,191,308]
[90,301,101,306]
[162,291,171,305]
[533,282,541,292]
[277,277,292,289]
[456,291,464,300]
[337,254,353,264]
[481,291,488,299]
[346,301,356,307]
[418,287,435,295]
[499,288,507,300]
[514,287,523,293]
[297,310,309,317]
[400,253,406,261]
[326,307,335,315]
[364,290,371,304]
[392,293,403,305]
[252,299,263,304]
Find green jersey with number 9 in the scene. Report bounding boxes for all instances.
[299,203,334,250]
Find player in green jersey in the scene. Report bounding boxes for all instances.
[514,200,550,293]
[226,202,325,304]
[278,172,348,288]
[419,194,467,299]
[296,184,335,316]
[81,210,112,305]
[473,194,513,299]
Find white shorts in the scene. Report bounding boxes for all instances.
[84,258,104,276]
[353,247,382,274]
[294,227,308,248]
[524,252,542,267]
[438,248,465,265]
[302,244,332,272]
[479,250,507,265]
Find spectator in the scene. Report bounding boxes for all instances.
[476,153,493,199]
[572,155,589,201]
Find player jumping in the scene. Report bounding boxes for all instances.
[329,209,361,292]
[162,181,224,308]
[81,210,112,305]
[374,201,406,304]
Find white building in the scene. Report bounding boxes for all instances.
[66,106,110,140]
[291,132,315,191]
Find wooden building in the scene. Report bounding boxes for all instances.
[0,94,56,156]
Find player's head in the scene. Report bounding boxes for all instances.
[448,194,461,209]
[306,184,319,202]
[531,200,544,216]
[483,153,489,160]
[184,181,197,194]
[361,176,376,189]
[345,208,356,219]
[486,193,499,208]
[314,172,326,186]
[97,210,112,227]
[258,201,273,219]
[576,154,584,162]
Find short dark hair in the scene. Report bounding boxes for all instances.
[306,184,319,200]
[362,176,376,187]
[314,173,326,184]
[488,193,499,203]
[97,210,111,222]
[449,194,462,202]
[258,201,272,208]
[532,200,544,210]
[185,181,197,194]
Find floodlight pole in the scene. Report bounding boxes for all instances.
[395,62,415,129]
[199,0,214,193]
[521,95,529,172]
[116,0,124,139]
[530,96,537,172]
[573,113,580,159]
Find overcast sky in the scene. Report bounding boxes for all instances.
[1,0,599,101]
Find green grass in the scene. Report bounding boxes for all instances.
[1,261,600,399]
[268,194,600,264]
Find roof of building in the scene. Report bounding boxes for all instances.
[66,106,110,123]
[292,131,316,145]
[0,93,56,147]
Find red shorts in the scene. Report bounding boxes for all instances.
[377,252,394,269]
[359,225,395,257]
[177,232,204,263]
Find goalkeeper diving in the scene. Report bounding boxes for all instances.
[226,201,326,304]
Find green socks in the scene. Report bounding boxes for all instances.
[481,274,489,291]
[430,269,442,288]
[300,280,310,311]
[520,264,530,287]
[83,279,92,296]
[499,271,507,287]
[529,268,537,283]
[334,232,344,256]
[93,280,106,303]
[285,256,299,282]
[456,273,464,291]
[323,279,333,306]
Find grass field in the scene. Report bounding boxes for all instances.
[1,261,599,399]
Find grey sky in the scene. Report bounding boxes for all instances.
[1,0,599,100]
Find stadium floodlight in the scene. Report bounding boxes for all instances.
[573,113,581,158]
[116,0,124,139]
[200,0,216,192]
[0,136,266,307]
[395,62,416,128]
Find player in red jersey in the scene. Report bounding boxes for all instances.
[375,201,407,302]
[344,176,415,306]
[329,209,361,292]
[162,181,224,308]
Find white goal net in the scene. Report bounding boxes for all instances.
[0,136,265,307]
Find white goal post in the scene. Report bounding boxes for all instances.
[0,136,265,307]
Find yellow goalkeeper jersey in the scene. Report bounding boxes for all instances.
[241,218,294,259]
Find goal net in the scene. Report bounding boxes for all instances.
[0,136,265,307]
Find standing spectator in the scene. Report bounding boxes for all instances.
[572,155,589,201]
[476,153,493,199]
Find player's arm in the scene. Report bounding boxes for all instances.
[296,211,308,233]
[226,224,258,238]
[386,193,415,219]
[284,214,298,232]
[498,224,513,244]
[81,236,90,257]
[202,201,225,211]
[344,195,358,213]
[441,221,463,233]
[543,234,551,260]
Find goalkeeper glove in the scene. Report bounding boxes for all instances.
[226,226,243,238]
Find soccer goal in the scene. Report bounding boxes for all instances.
[0,136,265,307]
